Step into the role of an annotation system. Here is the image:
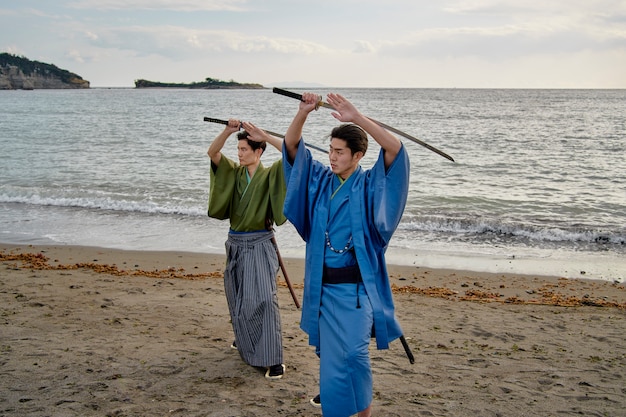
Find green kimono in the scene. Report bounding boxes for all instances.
[208,154,287,230]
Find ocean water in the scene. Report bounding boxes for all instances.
[1,88,624,282]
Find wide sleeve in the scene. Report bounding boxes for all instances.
[352,144,410,349]
[282,138,314,240]
[268,159,287,226]
[368,144,410,245]
[207,155,237,220]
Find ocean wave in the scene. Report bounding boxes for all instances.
[402,216,625,246]
[4,192,625,248]
[0,192,205,217]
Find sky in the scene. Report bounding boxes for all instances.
[1,0,625,88]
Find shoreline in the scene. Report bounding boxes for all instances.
[2,243,625,308]
[2,243,625,416]
[1,201,624,283]
[2,211,624,283]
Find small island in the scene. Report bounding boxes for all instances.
[0,53,89,90]
[134,77,264,89]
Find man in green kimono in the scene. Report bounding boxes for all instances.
[207,119,287,379]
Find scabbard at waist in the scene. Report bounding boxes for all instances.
[322,265,362,284]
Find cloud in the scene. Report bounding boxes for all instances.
[3,0,625,88]
[443,0,626,17]
[374,4,626,61]
[3,45,24,55]
[66,49,86,63]
[67,0,248,12]
[353,40,376,54]
[82,25,335,59]
[441,0,626,44]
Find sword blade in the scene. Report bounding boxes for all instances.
[272,87,455,162]
[368,118,455,162]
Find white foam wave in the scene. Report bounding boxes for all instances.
[0,192,205,217]
[402,216,625,246]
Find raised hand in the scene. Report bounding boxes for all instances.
[327,93,361,123]
[241,121,267,142]
[301,92,322,113]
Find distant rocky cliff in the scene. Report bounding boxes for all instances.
[0,53,89,90]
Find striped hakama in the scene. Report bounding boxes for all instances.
[224,230,283,367]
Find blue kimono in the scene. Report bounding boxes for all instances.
[282,138,410,416]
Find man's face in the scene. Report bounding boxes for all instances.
[328,138,362,180]
[238,140,261,167]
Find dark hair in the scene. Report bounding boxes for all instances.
[237,130,266,153]
[328,124,368,155]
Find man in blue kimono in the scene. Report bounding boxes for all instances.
[282,93,410,417]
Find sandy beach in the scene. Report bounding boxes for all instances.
[1,243,625,417]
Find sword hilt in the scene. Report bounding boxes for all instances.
[203,117,228,125]
[273,87,323,110]
[203,117,242,130]
[273,87,304,102]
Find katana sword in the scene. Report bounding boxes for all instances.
[203,117,328,155]
[271,235,301,309]
[272,87,455,162]
[264,220,300,309]
[400,335,415,364]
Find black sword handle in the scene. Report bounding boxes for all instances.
[203,117,229,125]
[272,87,304,102]
[204,117,245,131]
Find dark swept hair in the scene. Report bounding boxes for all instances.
[237,130,266,153]
[328,124,368,155]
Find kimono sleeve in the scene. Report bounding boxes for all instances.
[282,138,314,240]
[268,159,288,226]
[369,144,410,245]
[207,155,237,220]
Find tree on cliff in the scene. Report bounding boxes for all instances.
[0,53,89,89]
